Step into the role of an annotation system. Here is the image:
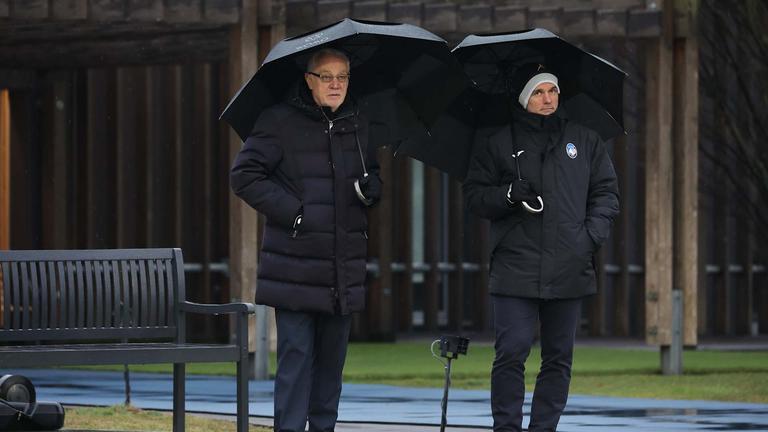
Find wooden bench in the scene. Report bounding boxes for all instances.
[0,248,254,432]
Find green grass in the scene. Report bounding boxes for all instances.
[64,405,270,431]
[64,342,768,403]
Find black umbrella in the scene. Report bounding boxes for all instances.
[220,18,467,146]
[396,28,627,179]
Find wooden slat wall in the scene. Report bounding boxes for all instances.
[4,0,239,23]
[4,63,229,340]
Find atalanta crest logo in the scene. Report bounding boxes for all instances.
[566,143,578,159]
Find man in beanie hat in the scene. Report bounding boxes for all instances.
[463,63,619,432]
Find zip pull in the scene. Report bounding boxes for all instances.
[328,120,334,131]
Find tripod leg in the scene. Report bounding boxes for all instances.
[441,358,452,432]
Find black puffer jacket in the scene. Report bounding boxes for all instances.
[230,86,381,315]
[463,106,619,299]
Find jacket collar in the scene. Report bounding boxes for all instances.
[287,82,358,122]
[511,103,566,132]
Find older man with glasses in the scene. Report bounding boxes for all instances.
[230,47,382,432]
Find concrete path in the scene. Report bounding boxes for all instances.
[15,368,768,431]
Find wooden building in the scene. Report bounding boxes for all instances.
[0,0,765,348]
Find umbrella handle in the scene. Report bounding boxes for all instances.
[522,196,544,213]
[354,177,374,207]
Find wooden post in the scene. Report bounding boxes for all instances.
[0,89,9,251]
[447,178,464,331]
[424,166,441,332]
[644,2,675,348]
[673,19,699,346]
[371,147,395,339]
[395,157,414,333]
[613,134,631,336]
[228,0,265,379]
[0,88,9,325]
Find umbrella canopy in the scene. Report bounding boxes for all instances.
[396,28,627,179]
[220,18,467,145]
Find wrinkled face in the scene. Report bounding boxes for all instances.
[526,82,559,115]
[304,55,350,112]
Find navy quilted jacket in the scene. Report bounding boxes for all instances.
[230,86,381,315]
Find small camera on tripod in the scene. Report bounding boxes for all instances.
[438,335,470,359]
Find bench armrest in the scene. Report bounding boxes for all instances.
[179,301,256,315]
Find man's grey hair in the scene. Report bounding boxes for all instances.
[307,48,350,72]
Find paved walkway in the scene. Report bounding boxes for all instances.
[14,368,768,431]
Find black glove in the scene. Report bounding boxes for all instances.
[506,179,537,206]
[355,174,382,206]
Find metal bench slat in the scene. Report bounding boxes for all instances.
[94,261,104,328]
[156,259,166,326]
[0,343,240,368]
[2,262,10,328]
[148,260,158,326]
[139,260,149,326]
[130,260,140,326]
[47,262,58,328]
[21,262,30,329]
[165,259,174,326]
[38,261,48,329]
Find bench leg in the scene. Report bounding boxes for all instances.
[237,314,250,432]
[173,363,185,432]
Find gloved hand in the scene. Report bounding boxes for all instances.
[506,179,537,206]
[355,174,382,206]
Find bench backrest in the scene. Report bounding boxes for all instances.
[0,248,186,342]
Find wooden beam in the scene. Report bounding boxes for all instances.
[673,31,698,346]
[127,0,164,21]
[317,0,350,27]
[0,30,230,68]
[204,0,239,23]
[529,7,563,34]
[613,134,631,336]
[423,3,457,33]
[0,89,9,250]
[447,179,464,331]
[351,0,386,21]
[492,6,527,33]
[562,8,595,36]
[285,0,317,36]
[51,0,88,19]
[596,9,627,36]
[458,4,492,34]
[228,0,261,366]
[115,67,144,247]
[644,10,675,346]
[394,157,414,333]
[372,147,395,339]
[10,0,48,19]
[387,2,422,27]
[628,9,663,37]
[89,0,126,21]
[166,0,203,22]
[41,73,72,249]
[424,166,441,332]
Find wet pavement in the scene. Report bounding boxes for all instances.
[14,368,768,431]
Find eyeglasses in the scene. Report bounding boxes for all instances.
[307,72,350,84]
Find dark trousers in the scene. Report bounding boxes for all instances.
[491,295,582,432]
[274,309,352,432]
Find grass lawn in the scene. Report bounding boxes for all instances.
[68,343,768,403]
[64,405,270,431]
